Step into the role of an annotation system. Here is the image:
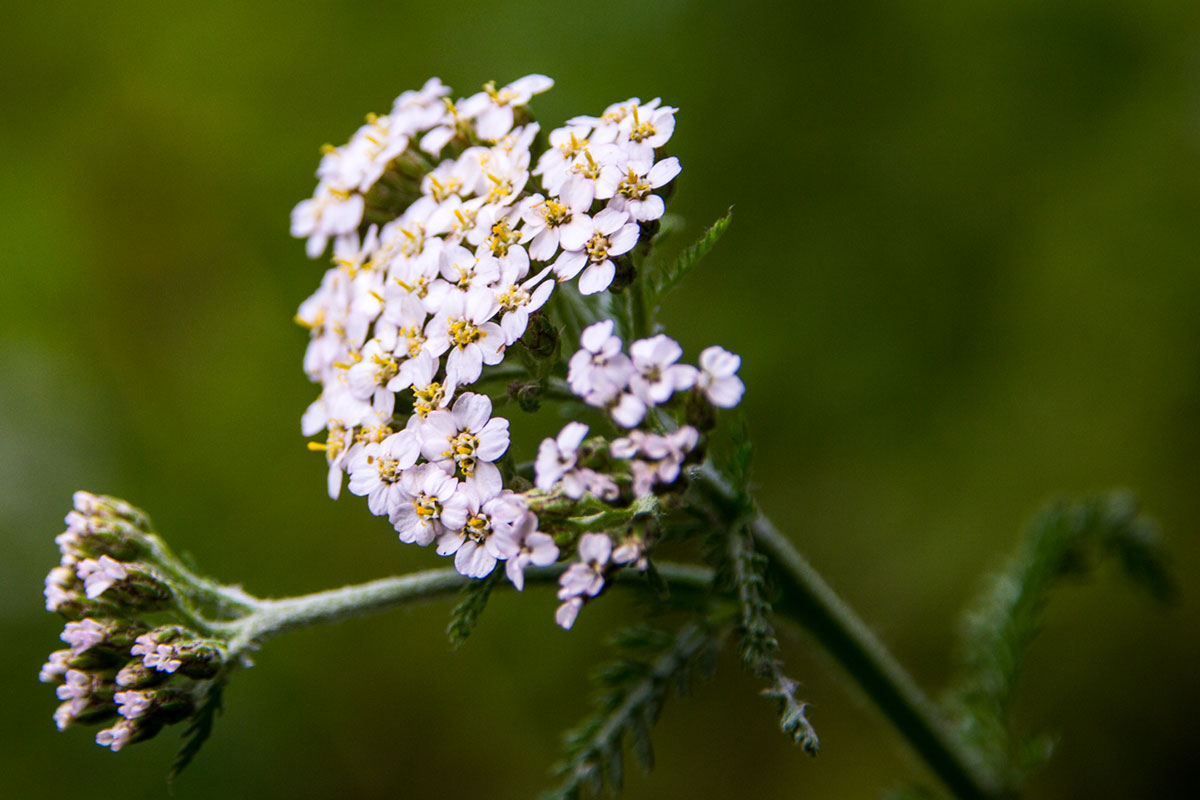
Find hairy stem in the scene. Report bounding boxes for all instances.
[217,562,714,656]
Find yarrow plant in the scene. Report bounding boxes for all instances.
[40,75,1175,799]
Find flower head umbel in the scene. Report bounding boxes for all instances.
[288,75,744,632]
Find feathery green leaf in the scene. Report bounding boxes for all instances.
[946,491,1174,790]
[645,208,732,305]
[446,569,502,649]
[168,680,225,781]
[542,622,718,800]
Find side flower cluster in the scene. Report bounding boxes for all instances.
[537,323,744,628]
[40,493,232,752]
[293,75,681,587]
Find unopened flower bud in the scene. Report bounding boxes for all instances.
[508,379,543,413]
[57,517,150,563]
[76,557,173,611]
[519,311,560,361]
[39,650,73,684]
[61,618,138,657]
[95,717,161,752]
[131,627,226,678]
[73,491,153,532]
[115,688,195,724]
[684,386,718,431]
[44,566,82,614]
[115,660,169,689]
[608,255,636,292]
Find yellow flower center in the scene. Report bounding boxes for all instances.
[539,199,572,227]
[443,431,480,477]
[618,169,651,201]
[585,232,611,263]
[413,382,445,417]
[448,318,485,350]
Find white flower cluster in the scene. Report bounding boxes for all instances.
[293,76,685,588]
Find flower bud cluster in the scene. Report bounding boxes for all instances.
[293,76,743,627]
[40,493,229,752]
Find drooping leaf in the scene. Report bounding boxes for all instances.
[446,568,502,649]
[168,680,225,781]
[542,622,718,800]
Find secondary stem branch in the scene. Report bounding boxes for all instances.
[220,561,715,655]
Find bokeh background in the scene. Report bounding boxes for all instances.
[3,1,1198,797]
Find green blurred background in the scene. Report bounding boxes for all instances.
[3,1,1198,797]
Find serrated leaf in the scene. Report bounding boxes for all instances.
[646,209,732,304]
[947,492,1174,791]
[544,623,715,800]
[168,680,224,781]
[445,569,501,649]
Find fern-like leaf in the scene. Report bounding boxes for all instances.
[168,680,225,781]
[728,522,820,754]
[646,209,732,305]
[542,622,718,800]
[446,569,502,649]
[946,491,1174,789]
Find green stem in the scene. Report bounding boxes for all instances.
[629,276,650,341]
[218,561,714,655]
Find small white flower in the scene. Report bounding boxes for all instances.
[628,334,697,406]
[307,418,356,500]
[39,650,72,684]
[533,125,591,195]
[458,75,554,142]
[504,512,558,591]
[437,487,523,578]
[555,597,584,630]
[609,391,648,429]
[612,426,699,496]
[617,100,678,167]
[519,193,593,262]
[398,352,451,417]
[495,265,554,345]
[567,320,634,405]
[346,429,422,517]
[346,337,407,416]
[535,421,589,491]
[552,208,640,295]
[96,720,137,752]
[388,463,460,546]
[115,690,154,721]
[423,290,505,389]
[558,533,612,600]
[534,423,620,500]
[290,184,365,259]
[131,629,185,673]
[697,346,745,408]
[419,392,510,495]
[61,619,108,655]
[55,669,93,703]
[597,156,681,222]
